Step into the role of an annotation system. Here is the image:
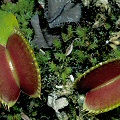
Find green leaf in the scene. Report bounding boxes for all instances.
[76,27,87,38]
[53,39,61,49]
[114,49,120,58]
[74,39,86,47]
[65,67,72,75]
[55,53,66,62]
[91,58,97,65]
[105,23,111,30]
[0,10,19,46]
[61,72,67,82]
[67,25,74,39]
[62,33,68,42]
[74,50,87,62]
[49,61,58,72]
[62,25,73,42]
[88,43,98,50]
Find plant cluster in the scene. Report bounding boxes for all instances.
[0,0,120,120]
[1,0,35,41]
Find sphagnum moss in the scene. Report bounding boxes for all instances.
[0,0,120,120]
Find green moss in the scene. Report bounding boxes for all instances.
[1,0,35,41]
[0,0,120,119]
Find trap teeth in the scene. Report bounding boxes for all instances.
[75,58,120,114]
[0,10,41,107]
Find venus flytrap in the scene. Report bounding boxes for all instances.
[0,10,41,108]
[75,58,120,114]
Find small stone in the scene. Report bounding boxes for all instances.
[55,97,69,110]
[55,85,63,89]
[47,93,69,111]
[69,75,74,82]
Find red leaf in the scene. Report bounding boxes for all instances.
[75,58,120,114]
[84,76,120,113]
[7,32,41,97]
[75,59,120,93]
[0,30,41,107]
[0,45,20,107]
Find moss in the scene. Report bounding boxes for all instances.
[1,0,35,41]
[0,0,120,119]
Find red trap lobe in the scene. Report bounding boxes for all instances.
[7,33,41,97]
[75,59,120,114]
